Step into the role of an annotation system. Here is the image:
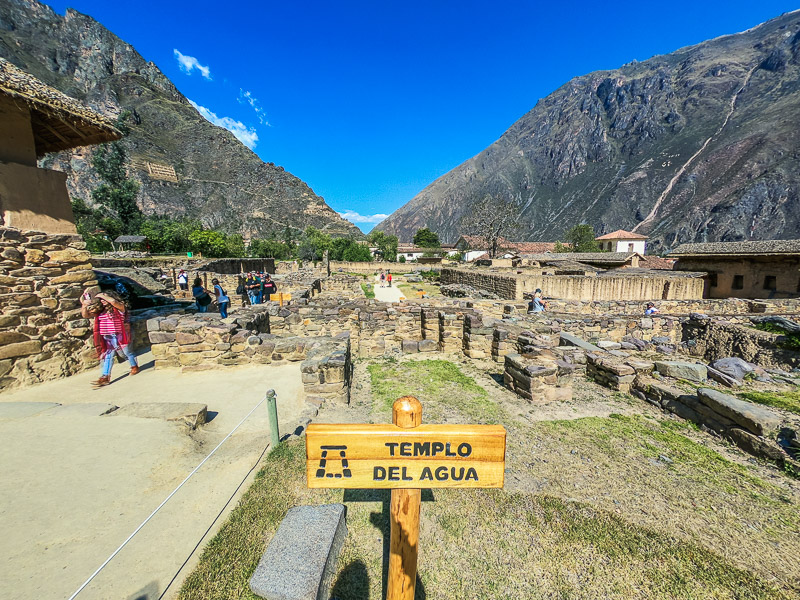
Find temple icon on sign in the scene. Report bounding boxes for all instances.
[315,445,352,479]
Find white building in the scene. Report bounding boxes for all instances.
[595,229,648,254]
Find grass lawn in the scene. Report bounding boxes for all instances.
[397,282,442,299]
[179,359,799,600]
[361,282,375,299]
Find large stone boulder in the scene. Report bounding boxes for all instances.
[710,357,756,382]
[697,388,782,436]
[653,361,707,382]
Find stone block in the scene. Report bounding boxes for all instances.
[176,331,203,345]
[727,428,786,462]
[45,248,91,264]
[653,361,707,382]
[0,340,42,360]
[0,331,30,345]
[401,339,419,353]
[697,388,782,436]
[418,339,437,352]
[249,504,347,600]
[149,331,177,344]
[49,270,95,285]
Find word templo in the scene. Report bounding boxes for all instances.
[306,423,506,489]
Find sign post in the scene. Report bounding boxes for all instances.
[306,396,506,600]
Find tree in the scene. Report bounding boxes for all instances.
[413,227,440,249]
[90,111,142,234]
[298,227,333,261]
[329,238,372,262]
[553,241,569,253]
[367,230,398,262]
[70,198,116,253]
[188,230,229,257]
[564,224,601,253]
[249,237,294,260]
[458,194,523,258]
[139,216,204,253]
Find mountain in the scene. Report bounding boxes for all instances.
[375,12,800,253]
[0,0,361,238]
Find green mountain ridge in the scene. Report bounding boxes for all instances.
[0,0,362,239]
[375,11,800,253]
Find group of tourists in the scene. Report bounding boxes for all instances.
[239,271,278,305]
[526,288,661,316]
[379,269,392,288]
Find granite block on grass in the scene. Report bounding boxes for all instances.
[250,503,347,600]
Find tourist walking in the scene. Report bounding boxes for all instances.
[81,289,139,389]
[387,270,392,287]
[379,270,386,288]
[262,273,277,302]
[212,278,230,318]
[177,269,188,291]
[192,277,212,313]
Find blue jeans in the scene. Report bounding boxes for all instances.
[219,301,229,318]
[101,334,138,376]
[248,291,261,305]
[196,302,208,313]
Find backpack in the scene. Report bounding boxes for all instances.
[236,283,245,295]
[197,292,212,306]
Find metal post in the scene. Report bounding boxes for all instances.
[266,389,280,449]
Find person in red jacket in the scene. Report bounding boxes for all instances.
[81,289,139,388]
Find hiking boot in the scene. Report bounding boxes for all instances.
[129,366,140,376]
[92,375,110,388]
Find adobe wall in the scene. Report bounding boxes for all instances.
[330,261,441,274]
[674,256,800,299]
[0,227,97,390]
[441,268,705,301]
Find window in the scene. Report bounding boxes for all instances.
[763,275,777,291]
[709,273,718,287]
[732,275,744,290]
[628,243,634,252]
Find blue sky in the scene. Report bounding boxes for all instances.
[46,1,800,232]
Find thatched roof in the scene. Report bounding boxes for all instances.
[670,240,800,257]
[0,58,121,156]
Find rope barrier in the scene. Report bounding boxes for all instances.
[67,393,270,600]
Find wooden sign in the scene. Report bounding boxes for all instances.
[305,396,506,600]
[306,423,506,488]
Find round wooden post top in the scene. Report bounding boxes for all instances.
[392,396,422,429]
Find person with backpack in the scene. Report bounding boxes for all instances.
[212,278,230,318]
[80,289,139,388]
[245,272,262,304]
[177,269,188,291]
[379,270,386,288]
[192,277,213,313]
[387,271,392,287]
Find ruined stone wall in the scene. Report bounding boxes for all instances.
[517,273,705,301]
[442,268,705,301]
[441,268,518,299]
[0,227,98,390]
[681,316,800,370]
[146,310,351,405]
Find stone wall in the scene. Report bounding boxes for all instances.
[503,353,572,402]
[681,315,800,370]
[441,268,518,299]
[441,267,705,301]
[330,261,441,274]
[146,310,351,406]
[633,377,792,466]
[0,227,98,390]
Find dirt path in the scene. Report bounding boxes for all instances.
[0,352,307,600]
[372,274,405,303]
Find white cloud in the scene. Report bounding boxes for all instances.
[189,99,259,150]
[238,89,271,126]
[174,49,211,80]
[338,210,389,224]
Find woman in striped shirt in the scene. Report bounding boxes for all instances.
[81,289,139,388]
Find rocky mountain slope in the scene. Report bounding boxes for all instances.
[0,0,360,238]
[376,12,800,253]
